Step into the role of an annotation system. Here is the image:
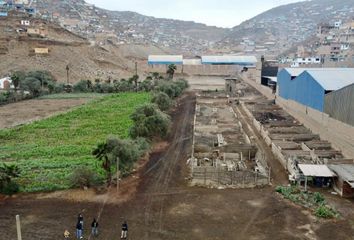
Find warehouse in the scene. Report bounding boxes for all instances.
[324,83,354,127]
[148,55,183,65]
[277,68,354,112]
[277,68,319,99]
[201,55,257,67]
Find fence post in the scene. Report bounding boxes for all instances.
[255,171,258,185]
[204,168,207,185]
[231,171,234,185]
[268,167,271,184]
[217,168,220,186]
[16,215,22,240]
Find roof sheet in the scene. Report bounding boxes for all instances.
[329,164,354,187]
[201,55,257,64]
[298,164,335,177]
[305,68,354,91]
[148,55,183,63]
[282,68,324,77]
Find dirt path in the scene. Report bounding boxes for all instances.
[1,92,354,240]
[235,104,289,185]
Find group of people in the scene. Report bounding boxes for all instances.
[63,213,128,239]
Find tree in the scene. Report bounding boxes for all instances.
[129,74,139,92]
[152,92,173,112]
[21,77,41,97]
[93,137,150,184]
[166,64,177,80]
[130,103,171,139]
[152,72,160,80]
[92,142,114,185]
[11,71,25,92]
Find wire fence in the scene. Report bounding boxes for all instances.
[191,167,270,187]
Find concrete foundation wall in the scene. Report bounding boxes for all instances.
[241,74,354,160]
[276,96,354,159]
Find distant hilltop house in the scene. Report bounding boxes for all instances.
[27,27,47,38]
[0,76,13,90]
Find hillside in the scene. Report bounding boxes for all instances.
[216,0,354,56]
[0,15,168,82]
[32,0,229,55]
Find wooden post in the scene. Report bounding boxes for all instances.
[204,168,207,185]
[16,215,22,240]
[268,167,271,184]
[305,176,308,192]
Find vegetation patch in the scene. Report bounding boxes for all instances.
[276,186,339,219]
[0,93,150,192]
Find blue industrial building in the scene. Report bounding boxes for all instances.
[277,68,354,112]
[148,55,183,65]
[201,56,257,67]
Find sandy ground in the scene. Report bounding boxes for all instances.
[0,98,88,129]
[186,76,226,91]
[0,93,354,240]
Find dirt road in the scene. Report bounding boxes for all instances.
[1,92,354,240]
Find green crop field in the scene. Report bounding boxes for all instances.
[0,93,150,192]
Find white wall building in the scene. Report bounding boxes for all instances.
[291,57,322,67]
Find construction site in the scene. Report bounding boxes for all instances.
[189,79,270,188]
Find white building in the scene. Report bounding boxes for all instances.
[0,77,13,90]
[291,57,322,67]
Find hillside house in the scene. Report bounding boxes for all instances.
[0,77,13,90]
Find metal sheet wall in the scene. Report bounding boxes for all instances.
[324,83,354,127]
[278,70,326,112]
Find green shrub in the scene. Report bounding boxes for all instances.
[70,167,100,188]
[1,181,20,195]
[152,92,173,111]
[129,103,171,139]
[313,192,325,204]
[315,205,337,219]
[73,80,91,93]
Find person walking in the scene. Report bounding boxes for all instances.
[91,218,99,237]
[78,213,84,231]
[121,221,128,239]
[76,221,83,239]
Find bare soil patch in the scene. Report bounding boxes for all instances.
[0,98,88,129]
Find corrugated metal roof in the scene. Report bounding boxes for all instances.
[148,55,183,63]
[305,68,354,91]
[201,55,257,64]
[263,76,277,82]
[329,164,354,187]
[282,68,324,77]
[298,164,335,177]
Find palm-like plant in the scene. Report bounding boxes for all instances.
[92,142,113,185]
[166,64,177,80]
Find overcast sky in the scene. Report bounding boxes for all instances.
[86,0,303,28]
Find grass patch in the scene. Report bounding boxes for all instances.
[0,93,150,192]
[276,186,339,219]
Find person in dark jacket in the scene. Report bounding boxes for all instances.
[76,221,83,239]
[91,218,99,236]
[78,214,84,230]
[121,221,128,239]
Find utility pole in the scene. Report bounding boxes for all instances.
[16,215,22,240]
[135,62,138,76]
[66,65,70,84]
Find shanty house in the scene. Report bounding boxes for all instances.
[329,164,354,198]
